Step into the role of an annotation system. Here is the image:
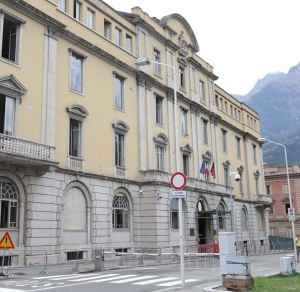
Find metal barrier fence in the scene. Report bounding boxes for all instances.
[0,247,219,277]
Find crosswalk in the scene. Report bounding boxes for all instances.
[2,273,201,290]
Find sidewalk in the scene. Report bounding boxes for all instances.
[169,252,298,292]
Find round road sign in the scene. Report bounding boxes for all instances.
[170,172,187,190]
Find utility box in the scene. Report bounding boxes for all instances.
[280,257,293,275]
[95,249,104,271]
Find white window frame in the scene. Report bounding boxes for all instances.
[69,118,82,158]
[183,153,189,176]
[104,20,111,39]
[87,8,95,29]
[155,95,163,126]
[222,129,227,153]
[115,27,122,46]
[241,207,248,230]
[157,145,164,171]
[153,49,161,75]
[74,0,82,21]
[170,198,179,230]
[202,119,208,144]
[0,96,15,136]
[199,80,205,102]
[112,194,129,229]
[181,108,188,136]
[58,0,67,12]
[0,10,25,65]
[236,137,241,159]
[115,132,125,167]
[179,66,185,89]
[0,177,18,229]
[253,144,257,164]
[69,49,86,93]
[126,34,132,53]
[114,73,125,110]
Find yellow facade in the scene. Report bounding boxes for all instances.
[0,0,272,260]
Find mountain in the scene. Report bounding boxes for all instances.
[234,62,300,164]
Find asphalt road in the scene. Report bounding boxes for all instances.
[0,253,296,292]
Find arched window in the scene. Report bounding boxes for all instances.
[64,187,86,230]
[218,202,226,230]
[0,177,18,228]
[241,207,248,230]
[112,194,129,229]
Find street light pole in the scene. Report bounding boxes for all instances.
[135,58,185,287]
[257,138,297,261]
[229,171,240,232]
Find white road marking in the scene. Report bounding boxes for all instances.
[111,275,157,283]
[133,277,178,285]
[91,274,139,283]
[157,279,200,286]
[70,274,119,281]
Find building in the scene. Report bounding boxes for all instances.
[264,164,300,237]
[0,0,272,264]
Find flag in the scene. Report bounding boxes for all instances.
[200,161,210,175]
[211,163,216,179]
[200,161,206,174]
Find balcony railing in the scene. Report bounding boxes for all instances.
[0,133,56,164]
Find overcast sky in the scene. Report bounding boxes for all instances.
[105,0,300,95]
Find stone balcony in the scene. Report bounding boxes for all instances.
[252,194,273,208]
[0,133,57,173]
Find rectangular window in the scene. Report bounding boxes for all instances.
[74,0,82,21]
[155,96,163,125]
[234,108,237,119]
[215,95,219,108]
[230,105,233,116]
[170,211,179,229]
[202,119,208,144]
[1,14,24,64]
[69,119,81,157]
[222,129,227,153]
[0,201,18,228]
[224,167,229,187]
[253,144,257,164]
[239,174,244,195]
[200,80,205,102]
[70,51,83,93]
[179,66,185,89]
[114,74,125,110]
[238,110,241,121]
[282,184,288,194]
[126,34,132,53]
[181,109,188,136]
[115,133,124,167]
[87,8,95,29]
[220,98,223,110]
[183,154,189,176]
[224,101,228,113]
[153,49,161,75]
[115,27,122,46]
[157,145,164,171]
[285,203,290,214]
[266,185,272,195]
[58,0,67,12]
[0,95,15,136]
[104,20,111,39]
[236,137,241,159]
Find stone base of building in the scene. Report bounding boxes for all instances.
[224,275,254,291]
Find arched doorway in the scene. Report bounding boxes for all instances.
[196,199,214,244]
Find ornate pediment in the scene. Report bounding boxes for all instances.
[0,74,27,103]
